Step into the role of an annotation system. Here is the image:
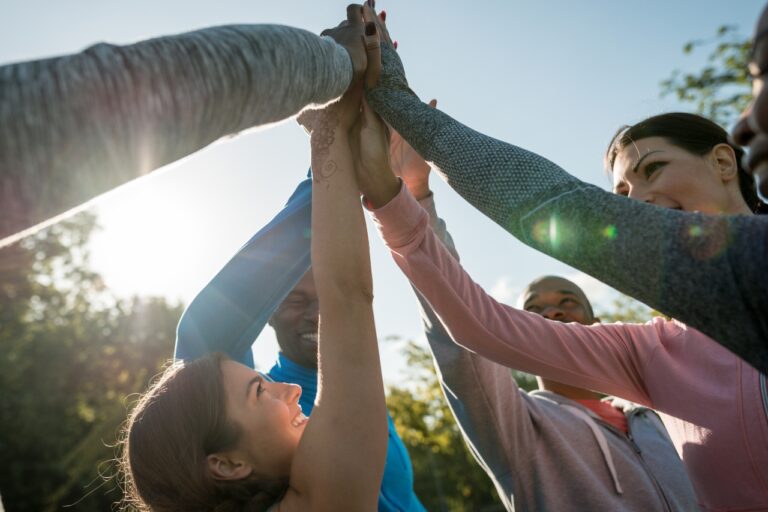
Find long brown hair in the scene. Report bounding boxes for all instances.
[119,353,288,511]
[605,112,764,213]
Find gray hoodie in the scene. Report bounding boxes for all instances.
[416,194,699,511]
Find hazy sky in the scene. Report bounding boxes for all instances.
[2,1,763,381]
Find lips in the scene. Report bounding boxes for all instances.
[299,332,318,344]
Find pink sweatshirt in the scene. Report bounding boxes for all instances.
[372,185,768,511]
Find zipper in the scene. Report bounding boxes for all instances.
[612,410,674,512]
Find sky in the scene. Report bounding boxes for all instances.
[1,1,763,383]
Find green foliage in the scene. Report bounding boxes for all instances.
[385,340,505,512]
[0,213,182,511]
[595,294,660,324]
[660,25,751,126]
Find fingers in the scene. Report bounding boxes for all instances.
[428,99,438,108]
[346,3,362,23]
[361,13,381,88]
[364,1,393,45]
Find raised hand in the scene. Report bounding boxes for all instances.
[351,98,400,208]
[389,99,437,199]
[321,3,384,89]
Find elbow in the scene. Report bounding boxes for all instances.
[322,279,374,305]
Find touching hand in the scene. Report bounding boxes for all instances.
[351,99,400,208]
[389,99,437,199]
[322,2,384,89]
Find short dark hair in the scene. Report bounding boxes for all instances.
[605,112,760,212]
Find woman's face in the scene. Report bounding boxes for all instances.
[220,360,308,478]
[612,137,738,214]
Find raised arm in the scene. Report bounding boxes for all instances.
[365,39,768,374]
[282,12,387,509]
[1,19,366,247]
[414,193,532,512]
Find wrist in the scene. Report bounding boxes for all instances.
[409,185,431,201]
[403,178,430,200]
[365,174,402,209]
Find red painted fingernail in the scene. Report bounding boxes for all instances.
[393,40,398,49]
[381,10,386,21]
[365,22,377,36]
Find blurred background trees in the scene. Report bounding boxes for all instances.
[0,213,181,511]
[661,25,752,126]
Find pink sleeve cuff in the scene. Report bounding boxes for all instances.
[368,181,430,253]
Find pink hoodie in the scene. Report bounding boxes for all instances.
[372,185,768,511]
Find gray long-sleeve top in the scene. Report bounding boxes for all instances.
[366,44,768,375]
[0,24,352,245]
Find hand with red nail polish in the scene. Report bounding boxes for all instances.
[320,4,369,87]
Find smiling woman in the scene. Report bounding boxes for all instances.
[606,112,757,215]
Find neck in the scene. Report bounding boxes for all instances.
[725,190,755,215]
[537,377,600,400]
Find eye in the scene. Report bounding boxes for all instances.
[643,161,666,179]
[560,298,578,307]
[525,306,541,314]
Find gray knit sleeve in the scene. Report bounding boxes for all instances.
[0,24,352,243]
[367,44,768,374]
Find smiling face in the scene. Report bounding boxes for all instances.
[218,360,308,479]
[611,137,744,214]
[269,270,320,369]
[731,5,768,197]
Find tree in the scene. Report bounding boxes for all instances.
[595,294,659,324]
[385,340,505,512]
[0,213,182,511]
[661,25,751,126]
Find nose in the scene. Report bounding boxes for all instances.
[625,186,654,205]
[274,382,302,404]
[304,299,319,321]
[541,306,565,321]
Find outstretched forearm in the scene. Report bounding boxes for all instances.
[300,108,386,510]
[366,44,768,373]
[1,24,352,245]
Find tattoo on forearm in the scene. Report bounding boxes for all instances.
[302,107,341,188]
[317,160,338,183]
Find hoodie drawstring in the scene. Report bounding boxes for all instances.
[561,404,624,495]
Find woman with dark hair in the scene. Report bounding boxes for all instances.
[354,12,767,510]
[606,112,760,214]
[360,112,768,509]
[119,8,393,510]
[362,15,768,377]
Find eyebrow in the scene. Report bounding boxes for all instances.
[631,150,663,174]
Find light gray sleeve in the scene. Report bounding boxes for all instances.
[414,194,535,510]
[0,24,352,243]
[368,44,768,374]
